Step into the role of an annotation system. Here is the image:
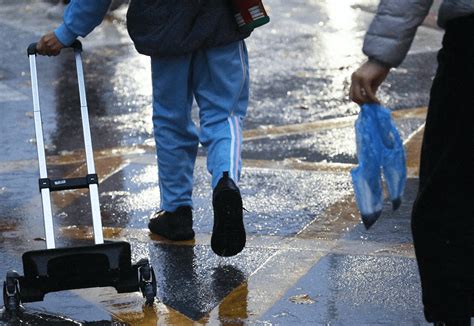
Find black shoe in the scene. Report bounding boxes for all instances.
[211,172,246,257]
[148,206,195,241]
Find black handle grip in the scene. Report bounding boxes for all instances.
[27,40,82,56]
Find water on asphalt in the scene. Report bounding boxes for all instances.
[0,0,442,324]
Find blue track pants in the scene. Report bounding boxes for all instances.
[151,41,249,212]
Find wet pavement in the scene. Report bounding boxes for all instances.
[0,0,448,325]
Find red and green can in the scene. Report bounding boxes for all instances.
[231,0,270,32]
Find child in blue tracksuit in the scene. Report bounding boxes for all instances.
[37,0,252,257]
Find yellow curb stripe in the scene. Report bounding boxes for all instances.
[243,158,355,173]
[404,124,425,178]
[243,107,427,141]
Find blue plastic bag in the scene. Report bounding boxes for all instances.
[351,103,407,229]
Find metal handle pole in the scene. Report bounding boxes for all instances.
[29,54,56,249]
[74,50,104,244]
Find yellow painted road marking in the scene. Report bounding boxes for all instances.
[404,125,425,178]
[244,158,355,173]
[50,156,129,210]
[0,106,427,324]
[243,107,427,141]
[0,106,426,178]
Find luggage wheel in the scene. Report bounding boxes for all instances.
[137,258,157,306]
[3,271,21,316]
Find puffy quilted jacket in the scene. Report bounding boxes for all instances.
[363,0,474,67]
[126,0,251,57]
[54,0,251,57]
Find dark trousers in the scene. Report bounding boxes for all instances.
[411,14,474,324]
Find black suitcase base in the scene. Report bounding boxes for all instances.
[3,241,156,315]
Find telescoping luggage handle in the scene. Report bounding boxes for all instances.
[27,40,104,248]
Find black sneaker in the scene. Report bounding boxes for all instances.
[148,206,195,241]
[211,172,246,257]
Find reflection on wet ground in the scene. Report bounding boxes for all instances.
[0,309,99,325]
[148,243,268,320]
[0,0,443,324]
[261,253,424,325]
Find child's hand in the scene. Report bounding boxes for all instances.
[350,60,390,105]
[37,32,64,56]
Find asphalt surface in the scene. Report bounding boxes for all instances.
[0,0,448,325]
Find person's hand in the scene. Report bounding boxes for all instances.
[36,32,64,56]
[350,60,390,105]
